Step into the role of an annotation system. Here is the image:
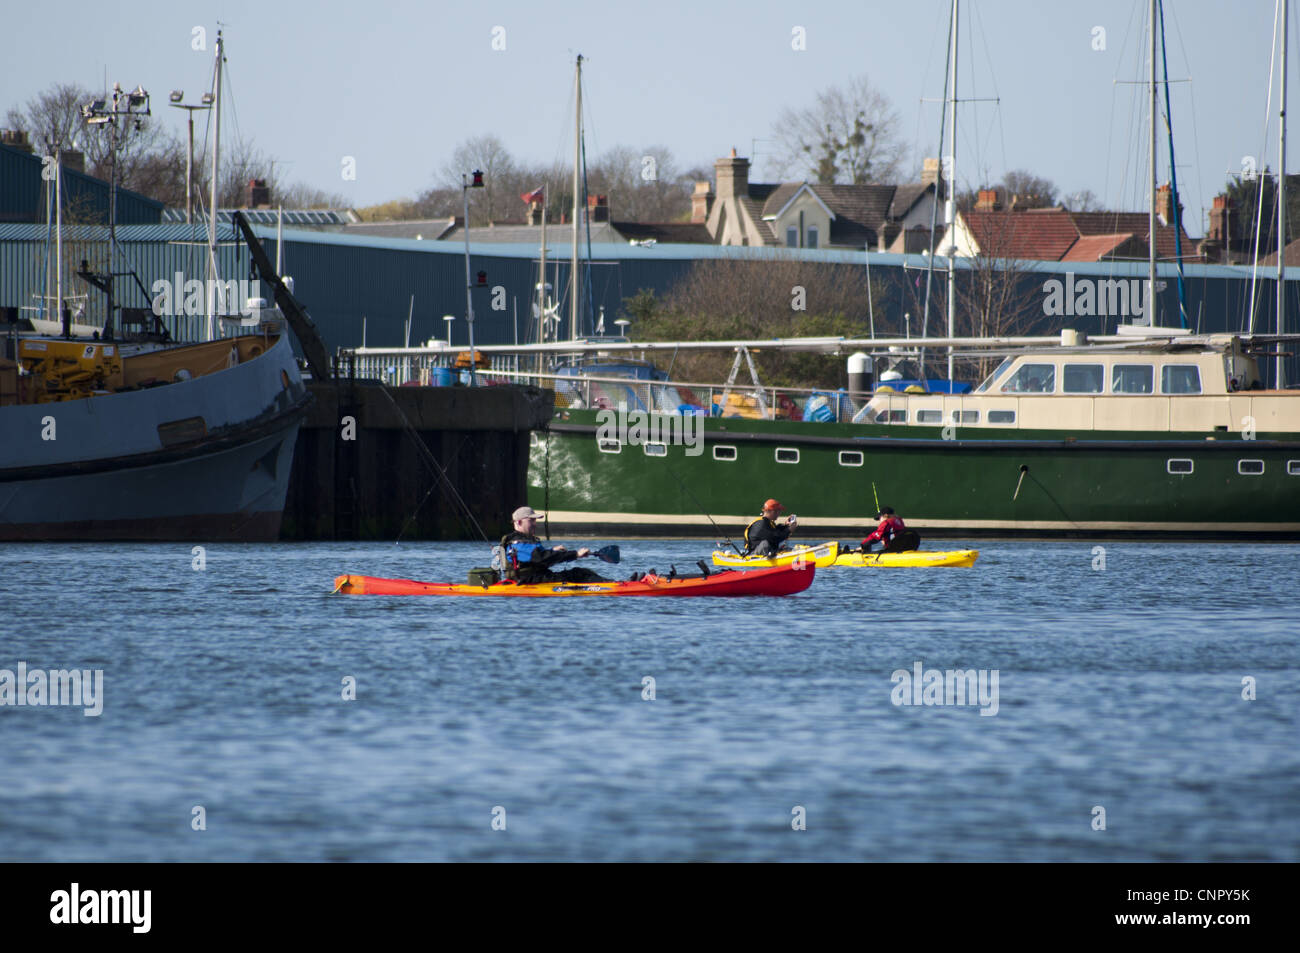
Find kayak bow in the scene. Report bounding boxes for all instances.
[832,549,979,568]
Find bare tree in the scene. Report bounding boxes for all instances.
[629,253,890,388]
[438,134,522,225]
[771,75,905,185]
[1062,188,1104,212]
[999,169,1058,209]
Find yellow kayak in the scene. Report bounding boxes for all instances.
[833,549,979,568]
[712,541,840,569]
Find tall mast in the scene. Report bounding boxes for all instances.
[1279,0,1289,388]
[570,55,583,342]
[1147,0,1158,327]
[55,146,63,327]
[205,30,223,342]
[946,0,958,381]
[539,189,548,346]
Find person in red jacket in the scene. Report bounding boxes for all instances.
[861,506,920,553]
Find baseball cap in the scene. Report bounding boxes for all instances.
[512,506,544,521]
[762,499,783,511]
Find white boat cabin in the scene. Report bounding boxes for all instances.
[856,334,1300,434]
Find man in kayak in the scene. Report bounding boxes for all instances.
[861,506,921,553]
[501,506,608,583]
[743,499,798,556]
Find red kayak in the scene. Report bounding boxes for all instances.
[333,563,815,597]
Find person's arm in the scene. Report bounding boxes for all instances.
[862,522,885,546]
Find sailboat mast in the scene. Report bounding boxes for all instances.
[946,0,958,381]
[1279,0,1289,388]
[55,146,62,327]
[571,55,583,342]
[205,30,223,342]
[1147,0,1157,327]
[539,187,547,347]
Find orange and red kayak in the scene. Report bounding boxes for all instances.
[332,563,815,597]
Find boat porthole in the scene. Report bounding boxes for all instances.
[1288,460,1300,476]
[839,451,864,467]
[1238,459,1264,476]
[713,445,737,461]
[775,448,800,464]
[1166,458,1193,475]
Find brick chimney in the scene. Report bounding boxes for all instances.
[246,177,271,208]
[714,148,750,203]
[976,188,1002,212]
[587,193,609,223]
[1155,182,1182,226]
[0,129,33,153]
[691,181,714,223]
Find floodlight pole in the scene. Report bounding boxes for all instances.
[462,170,484,385]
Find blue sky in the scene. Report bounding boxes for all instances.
[2,0,1291,236]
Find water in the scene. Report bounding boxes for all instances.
[1,539,1296,862]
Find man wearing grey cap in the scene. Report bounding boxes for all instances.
[500,506,607,584]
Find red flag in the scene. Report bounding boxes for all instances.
[520,186,545,204]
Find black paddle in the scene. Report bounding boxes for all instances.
[591,545,621,564]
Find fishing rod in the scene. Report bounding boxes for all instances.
[665,463,745,555]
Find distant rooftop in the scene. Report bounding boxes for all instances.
[160,208,358,227]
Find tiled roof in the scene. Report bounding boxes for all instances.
[760,183,803,218]
[1060,233,1137,262]
[963,208,1079,260]
[812,184,897,229]
[1069,211,1194,260]
[888,184,931,219]
[1260,237,1300,266]
[344,218,458,240]
[743,180,933,249]
[736,194,777,243]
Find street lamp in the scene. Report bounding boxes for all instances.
[461,169,484,385]
[168,90,213,225]
[443,314,455,348]
[82,82,151,340]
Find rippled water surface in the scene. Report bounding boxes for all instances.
[1,539,1297,861]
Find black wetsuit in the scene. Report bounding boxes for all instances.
[743,516,791,556]
[501,532,606,584]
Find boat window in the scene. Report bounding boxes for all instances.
[1161,364,1202,395]
[776,448,800,464]
[1289,460,1300,476]
[916,409,944,423]
[987,410,1016,424]
[1063,363,1104,394]
[1167,458,1194,475]
[839,450,864,467]
[597,439,621,454]
[1238,459,1264,475]
[885,409,907,423]
[954,410,979,424]
[713,445,737,461]
[643,442,667,457]
[1112,364,1154,394]
[1000,363,1055,393]
[975,357,1014,393]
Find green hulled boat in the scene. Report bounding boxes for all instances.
[526,331,1300,539]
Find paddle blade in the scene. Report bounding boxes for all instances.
[594,544,621,564]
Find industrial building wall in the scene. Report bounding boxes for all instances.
[2,221,1296,379]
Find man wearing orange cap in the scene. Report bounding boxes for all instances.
[742,498,797,556]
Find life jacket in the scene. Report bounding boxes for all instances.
[500,534,546,580]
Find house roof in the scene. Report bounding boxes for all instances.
[614,221,712,244]
[1060,233,1136,262]
[740,180,934,248]
[1069,211,1195,260]
[962,208,1079,261]
[1260,237,1300,266]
